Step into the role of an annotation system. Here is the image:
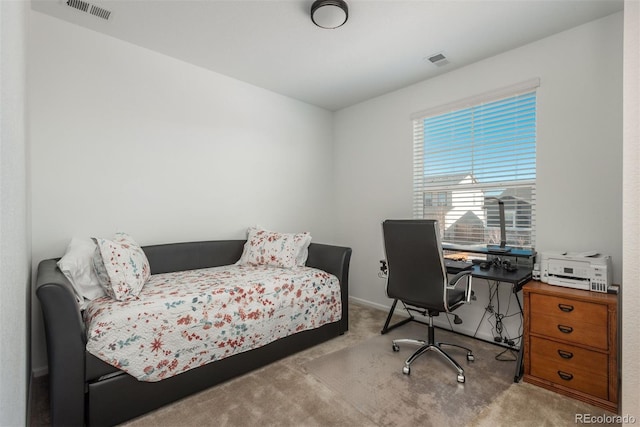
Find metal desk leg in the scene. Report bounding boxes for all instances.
[513,291,525,382]
[381,299,413,334]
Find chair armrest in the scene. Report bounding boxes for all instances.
[448,270,474,303]
[448,270,472,287]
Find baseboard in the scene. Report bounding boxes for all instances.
[349,296,394,313]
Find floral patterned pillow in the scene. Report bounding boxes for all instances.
[92,232,150,301]
[236,227,312,269]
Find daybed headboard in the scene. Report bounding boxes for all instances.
[143,240,245,274]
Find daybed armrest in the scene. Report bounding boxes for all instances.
[306,243,352,333]
[36,259,86,427]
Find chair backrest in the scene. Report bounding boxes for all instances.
[383,219,448,312]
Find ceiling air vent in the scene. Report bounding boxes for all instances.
[65,0,112,20]
[89,4,111,20]
[66,0,89,12]
[426,52,449,67]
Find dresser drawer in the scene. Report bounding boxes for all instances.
[529,294,608,349]
[530,340,608,400]
[529,336,608,377]
[529,293,608,324]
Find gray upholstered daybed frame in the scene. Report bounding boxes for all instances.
[36,240,351,426]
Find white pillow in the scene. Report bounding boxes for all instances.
[236,226,312,269]
[57,237,106,307]
[92,232,151,301]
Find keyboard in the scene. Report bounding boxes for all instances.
[444,259,473,273]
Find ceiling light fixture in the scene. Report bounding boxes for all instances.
[311,0,348,29]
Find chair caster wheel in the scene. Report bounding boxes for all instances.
[457,374,465,383]
[402,366,410,375]
[392,344,400,352]
[467,353,475,362]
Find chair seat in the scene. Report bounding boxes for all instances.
[402,287,466,313]
[447,287,466,306]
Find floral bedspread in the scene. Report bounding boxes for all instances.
[83,265,342,382]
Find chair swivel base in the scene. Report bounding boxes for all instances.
[392,338,474,383]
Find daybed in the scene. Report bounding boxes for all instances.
[36,239,351,426]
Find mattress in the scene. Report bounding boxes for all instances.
[83,264,342,381]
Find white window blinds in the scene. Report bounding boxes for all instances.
[412,80,538,249]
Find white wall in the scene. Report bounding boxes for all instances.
[29,11,336,373]
[334,13,623,345]
[0,0,30,425]
[622,0,640,419]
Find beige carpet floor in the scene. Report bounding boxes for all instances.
[31,303,618,426]
[303,322,514,426]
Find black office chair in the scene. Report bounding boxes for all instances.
[382,219,475,383]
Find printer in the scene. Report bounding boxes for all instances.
[539,251,612,293]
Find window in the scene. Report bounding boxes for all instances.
[424,191,449,207]
[412,80,538,249]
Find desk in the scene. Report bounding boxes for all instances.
[381,261,532,382]
[466,263,532,292]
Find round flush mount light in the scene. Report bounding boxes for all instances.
[311,0,349,29]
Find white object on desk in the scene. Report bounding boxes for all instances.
[539,251,612,293]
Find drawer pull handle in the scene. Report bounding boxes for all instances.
[557,371,574,381]
[557,325,573,334]
[557,350,574,359]
[558,304,574,312]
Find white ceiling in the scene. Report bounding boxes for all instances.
[31,0,624,111]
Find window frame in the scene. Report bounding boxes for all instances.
[412,79,539,250]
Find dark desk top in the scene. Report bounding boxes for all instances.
[446,262,532,292]
[469,264,532,291]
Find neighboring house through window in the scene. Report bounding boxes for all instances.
[412,79,539,249]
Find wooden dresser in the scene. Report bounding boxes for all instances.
[523,281,619,413]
